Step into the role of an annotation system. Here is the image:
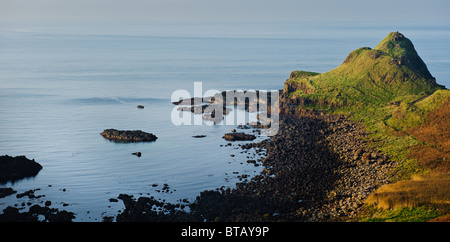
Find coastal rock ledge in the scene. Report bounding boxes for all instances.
[101,129,158,143]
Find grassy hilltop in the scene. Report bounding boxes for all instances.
[283,32,450,221]
[286,32,442,105]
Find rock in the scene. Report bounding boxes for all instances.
[192,135,206,138]
[222,132,256,141]
[0,155,43,183]
[0,188,16,198]
[361,153,371,162]
[172,97,210,106]
[16,189,43,199]
[370,152,379,159]
[101,129,158,143]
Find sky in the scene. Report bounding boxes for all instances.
[1,0,449,24]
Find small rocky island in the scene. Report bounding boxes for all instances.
[0,155,43,183]
[100,129,158,142]
[222,132,256,141]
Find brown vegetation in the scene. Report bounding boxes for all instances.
[365,98,450,217]
[408,97,450,171]
[366,171,450,210]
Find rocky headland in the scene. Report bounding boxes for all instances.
[172,90,277,123]
[0,155,43,184]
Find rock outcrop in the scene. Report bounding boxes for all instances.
[0,155,43,183]
[100,129,158,143]
[222,132,256,141]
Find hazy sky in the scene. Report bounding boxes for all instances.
[1,0,449,24]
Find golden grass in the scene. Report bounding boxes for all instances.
[428,214,450,222]
[363,96,450,221]
[366,171,450,210]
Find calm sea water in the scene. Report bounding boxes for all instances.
[0,22,449,221]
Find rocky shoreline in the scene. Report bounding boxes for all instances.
[115,104,397,222]
[0,155,75,222]
[0,91,398,222]
[0,98,397,222]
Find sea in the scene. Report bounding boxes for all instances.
[0,22,449,221]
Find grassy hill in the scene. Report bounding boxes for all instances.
[283,32,450,221]
[286,32,443,106]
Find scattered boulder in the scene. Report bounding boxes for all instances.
[16,189,44,199]
[101,129,158,143]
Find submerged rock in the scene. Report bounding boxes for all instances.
[0,155,43,183]
[101,129,158,143]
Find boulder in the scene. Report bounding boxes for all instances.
[101,129,158,143]
[222,132,256,141]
